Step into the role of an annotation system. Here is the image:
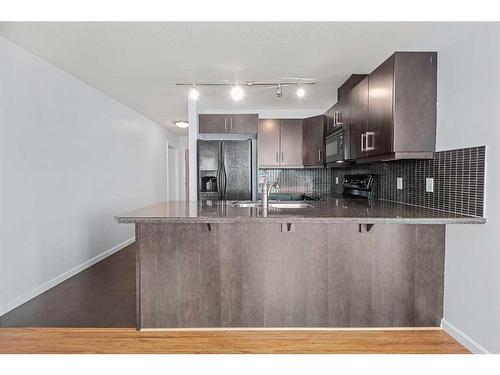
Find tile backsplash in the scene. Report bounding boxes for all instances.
[259,168,332,195]
[330,146,486,217]
[260,146,485,217]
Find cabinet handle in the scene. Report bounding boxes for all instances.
[366,132,375,151]
[361,133,367,152]
[318,149,322,161]
[230,117,233,131]
[334,111,343,126]
[276,151,279,163]
[224,118,227,131]
[281,151,284,163]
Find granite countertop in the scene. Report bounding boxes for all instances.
[115,196,486,225]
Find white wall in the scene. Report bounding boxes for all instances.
[437,24,500,353]
[0,36,181,315]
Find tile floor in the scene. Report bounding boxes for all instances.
[0,243,136,327]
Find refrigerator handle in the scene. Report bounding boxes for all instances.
[222,164,227,199]
[216,141,222,199]
[221,142,227,199]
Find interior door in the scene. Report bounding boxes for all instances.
[228,114,258,134]
[350,77,369,160]
[258,119,280,167]
[199,114,228,133]
[280,119,303,167]
[368,55,394,157]
[302,115,325,166]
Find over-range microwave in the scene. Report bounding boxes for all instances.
[325,126,351,164]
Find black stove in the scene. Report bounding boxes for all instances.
[342,174,376,199]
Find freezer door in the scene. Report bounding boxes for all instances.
[222,140,252,200]
[197,140,221,200]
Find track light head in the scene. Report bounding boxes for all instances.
[276,84,283,98]
[189,86,199,100]
[230,86,244,102]
[296,86,306,98]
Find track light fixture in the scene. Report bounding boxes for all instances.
[177,80,315,101]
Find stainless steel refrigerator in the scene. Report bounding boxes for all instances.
[197,139,254,201]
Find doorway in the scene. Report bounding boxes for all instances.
[167,144,179,201]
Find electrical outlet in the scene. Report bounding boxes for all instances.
[335,177,339,184]
[426,178,434,193]
[397,177,403,190]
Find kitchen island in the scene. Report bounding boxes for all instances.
[116,198,485,330]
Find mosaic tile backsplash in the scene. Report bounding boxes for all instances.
[330,146,486,217]
[259,168,332,195]
[260,146,485,217]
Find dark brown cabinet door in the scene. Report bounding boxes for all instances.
[328,103,340,134]
[228,114,258,134]
[336,94,350,129]
[302,115,325,166]
[280,119,303,167]
[325,105,335,135]
[258,119,280,167]
[392,52,437,153]
[199,114,228,133]
[367,55,394,157]
[350,77,369,160]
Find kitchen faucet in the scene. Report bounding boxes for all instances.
[261,176,279,210]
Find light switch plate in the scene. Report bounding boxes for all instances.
[335,177,339,184]
[426,178,434,193]
[397,177,403,190]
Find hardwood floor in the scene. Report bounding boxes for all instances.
[0,328,468,354]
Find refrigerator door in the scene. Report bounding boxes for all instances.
[197,140,221,200]
[222,140,252,200]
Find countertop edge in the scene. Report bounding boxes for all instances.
[115,216,486,225]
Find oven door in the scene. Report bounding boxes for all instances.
[325,130,345,163]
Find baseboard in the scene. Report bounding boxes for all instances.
[141,327,442,332]
[0,237,135,317]
[441,318,490,354]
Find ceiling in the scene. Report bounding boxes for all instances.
[0,22,481,135]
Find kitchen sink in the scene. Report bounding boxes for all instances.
[268,193,319,201]
[267,202,314,209]
[231,201,314,209]
[231,202,262,208]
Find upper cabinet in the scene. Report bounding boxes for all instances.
[362,52,437,160]
[199,114,258,134]
[365,55,394,157]
[326,52,437,162]
[325,103,339,135]
[325,74,367,136]
[349,76,369,160]
[302,115,325,167]
[280,119,303,167]
[258,119,303,168]
[258,119,280,166]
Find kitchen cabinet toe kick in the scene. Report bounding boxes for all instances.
[134,222,445,330]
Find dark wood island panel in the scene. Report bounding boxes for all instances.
[135,223,444,329]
